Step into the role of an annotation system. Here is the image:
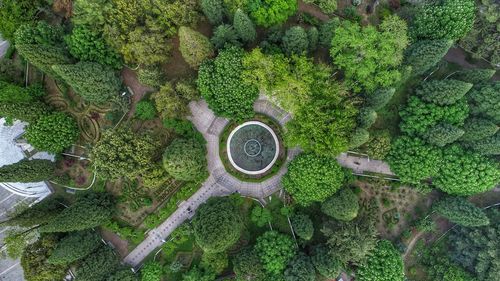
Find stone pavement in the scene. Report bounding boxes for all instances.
[123,97,395,267]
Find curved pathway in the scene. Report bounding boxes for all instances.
[123,97,394,267]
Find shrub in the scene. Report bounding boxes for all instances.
[200,252,228,275]
[162,138,207,182]
[141,261,162,281]
[137,66,165,89]
[321,188,359,221]
[307,27,318,52]
[434,196,490,227]
[282,26,309,55]
[247,0,298,27]
[319,18,340,47]
[0,101,50,123]
[311,245,342,279]
[179,26,214,69]
[233,248,267,281]
[250,206,272,227]
[135,100,156,120]
[452,68,496,84]
[25,112,79,154]
[284,253,315,281]
[357,240,404,281]
[363,130,391,160]
[152,83,189,120]
[0,159,55,183]
[282,153,345,206]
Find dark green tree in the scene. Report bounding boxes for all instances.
[415,79,473,105]
[197,46,258,120]
[356,240,404,281]
[284,253,315,281]
[200,252,228,275]
[179,26,214,69]
[366,88,395,111]
[0,159,55,183]
[74,246,120,281]
[433,196,490,227]
[404,40,453,76]
[250,206,272,227]
[321,188,359,221]
[255,231,297,275]
[307,27,318,52]
[25,112,79,154]
[282,153,345,206]
[234,9,256,43]
[2,196,64,228]
[182,265,216,281]
[467,82,500,122]
[311,245,342,279]
[134,100,156,120]
[233,248,267,281]
[106,269,139,281]
[0,101,50,123]
[48,230,102,265]
[0,0,50,40]
[40,192,115,233]
[467,133,500,155]
[424,123,464,147]
[349,128,370,149]
[211,24,240,49]
[319,18,341,47]
[282,26,309,55]
[201,0,224,25]
[162,138,207,182]
[291,213,314,241]
[21,235,68,281]
[460,117,498,141]
[52,62,121,105]
[192,197,243,253]
[358,108,377,129]
[452,68,496,84]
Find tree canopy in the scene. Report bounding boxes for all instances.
[321,188,359,221]
[433,196,490,227]
[48,230,102,265]
[162,138,207,182]
[247,0,298,27]
[0,159,55,183]
[254,231,297,275]
[357,240,404,281]
[25,112,79,154]
[21,235,68,281]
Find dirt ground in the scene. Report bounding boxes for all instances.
[100,228,131,258]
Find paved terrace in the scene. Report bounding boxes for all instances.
[123,97,394,267]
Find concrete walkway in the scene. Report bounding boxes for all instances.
[123,97,394,267]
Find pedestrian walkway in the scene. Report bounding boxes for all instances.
[123,97,395,267]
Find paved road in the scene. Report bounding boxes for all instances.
[123,97,395,267]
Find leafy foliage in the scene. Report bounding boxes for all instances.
[0,159,55,183]
[211,24,241,49]
[4,196,64,228]
[311,245,342,279]
[192,197,243,253]
[387,136,442,184]
[72,0,112,27]
[349,128,370,149]
[460,117,498,142]
[452,68,496,84]
[247,0,298,27]
[25,112,79,154]
[233,248,267,281]
[179,27,214,69]
[234,9,257,42]
[65,25,122,69]
[415,79,473,106]
[21,235,67,281]
[250,206,272,227]
[201,0,224,25]
[40,192,115,233]
[330,16,408,93]
[358,108,377,129]
[162,138,207,181]
[321,188,359,221]
[182,265,216,281]
[141,261,163,281]
[467,82,500,123]
[255,231,296,275]
[366,88,395,111]
[284,253,315,281]
[75,246,120,281]
[0,0,50,40]
[0,82,40,103]
[424,123,464,147]
[282,153,345,206]
[291,213,314,240]
[135,100,157,120]
[434,196,489,227]
[91,128,158,180]
[137,66,165,89]
[0,101,51,124]
[48,230,102,265]
[282,26,309,55]
[52,62,121,105]
[410,0,475,40]
[200,252,228,275]
[363,130,391,160]
[404,40,453,76]
[152,83,189,120]
[198,46,258,120]
[357,240,404,281]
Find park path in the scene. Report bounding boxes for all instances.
[123,97,394,267]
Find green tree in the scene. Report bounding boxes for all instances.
[358,108,377,129]
[135,100,157,120]
[107,269,139,281]
[0,0,50,40]
[52,62,121,105]
[179,26,214,69]
[251,206,272,227]
[404,40,453,76]
[357,240,404,281]
[141,261,162,281]
[247,0,297,27]
[0,101,50,124]
[466,133,500,155]
[65,25,122,69]
[255,231,297,275]
[349,128,370,149]
[282,26,309,55]
[284,253,315,281]
[424,123,464,147]
[151,83,189,120]
[449,209,500,281]
[3,229,37,259]
[311,245,342,279]
[182,265,216,281]
[387,136,442,184]
[197,46,258,120]
[137,66,165,89]
[75,246,120,281]
[366,88,395,111]
[319,18,341,47]
[363,130,391,160]
[321,188,359,221]
[460,117,498,141]
[0,159,55,183]
[21,235,68,281]
[0,81,40,103]
[467,82,500,122]
[330,15,408,93]
[162,138,207,181]
[434,145,500,195]
[211,24,240,49]
[201,0,224,25]
[452,68,496,84]
[3,196,64,228]
[91,128,158,180]
[40,192,115,233]
[410,0,475,40]
[234,9,256,43]
[48,230,102,265]
[200,252,228,275]
[415,79,473,105]
[399,96,469,136]
[25,112,79,154]
[307,27,318,52]
[282,153,345,206]
[291,213,314,240]
[434,196,489,227]
[72,0,112,27]
[192,197,243,253]
[233,248,267,281]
